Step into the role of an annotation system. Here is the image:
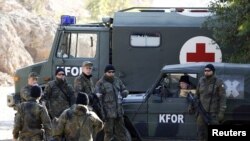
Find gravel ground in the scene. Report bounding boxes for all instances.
[0,86,15,141]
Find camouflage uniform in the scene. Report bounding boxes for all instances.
[13,85,32,110]
[20,85,42,103]
[74,73,95,101]
[52,104,103,141]
[43,78,75,119]
[19,72,40,103]
[74,73,102,139]
[20,85,33,102]
[13,98,52,141]
[12,85,43,111]
[196,76,227,141]
[95,76,129,141]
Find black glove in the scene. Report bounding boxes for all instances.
[121,90,129,98]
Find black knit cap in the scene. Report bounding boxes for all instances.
[76,92,89,105]
[30,85,41,98]
[55,68,65,75]
[104,64,115,73]
[204,64,215,72]
[179,75,190,84]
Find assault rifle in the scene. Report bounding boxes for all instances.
[187,92,212,124]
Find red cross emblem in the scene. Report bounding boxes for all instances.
[186,43,215,62]
[179,36,222,64]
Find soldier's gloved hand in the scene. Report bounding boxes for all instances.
[121,90,129,98]
[218,112,224,123]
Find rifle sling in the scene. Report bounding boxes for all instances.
[56,82,71,106]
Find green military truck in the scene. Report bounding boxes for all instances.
[6,6,250,140]
[122,62,250,140]
[7,7,228,100]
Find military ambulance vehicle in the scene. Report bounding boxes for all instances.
[7,7,227,104]
[122,62,250,140]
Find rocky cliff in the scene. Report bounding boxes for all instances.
[0,0,87,86]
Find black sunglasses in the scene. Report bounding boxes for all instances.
[204,69,211,72]
[107,71,115,73]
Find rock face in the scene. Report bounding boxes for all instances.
[0,0,57,86]
[0,0,88,86]
[0,72,13,86]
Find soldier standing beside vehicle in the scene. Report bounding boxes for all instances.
[13,85,52,141]
[95,64,130,141]
[52,92,103,141]
[43,68,75,119]
[74,61,103,140]
[196,64,227,141]
[74,61,95,104]
[13,72,41,110]
[20,72,40,102]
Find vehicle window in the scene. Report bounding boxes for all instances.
[154,73,197,98]
[57,33,69,58]
[57,33,97,58]
[130,32,160,47]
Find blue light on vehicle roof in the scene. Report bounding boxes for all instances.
[60,15,76,25]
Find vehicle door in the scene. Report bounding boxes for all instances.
[52,28,109,84]
[146,73,198,140]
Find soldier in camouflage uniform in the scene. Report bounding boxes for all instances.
[74,61,95,103]
[52,92,103,141]
[95,64,130,141]
[43,68,75,119]
[196,64,227,141]
[14,72,40,109]
[20,72,39,102]
[13,85,52,141]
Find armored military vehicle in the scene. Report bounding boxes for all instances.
[7,6,249,140]
[8,7,228,102]
[122,62,250,140]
